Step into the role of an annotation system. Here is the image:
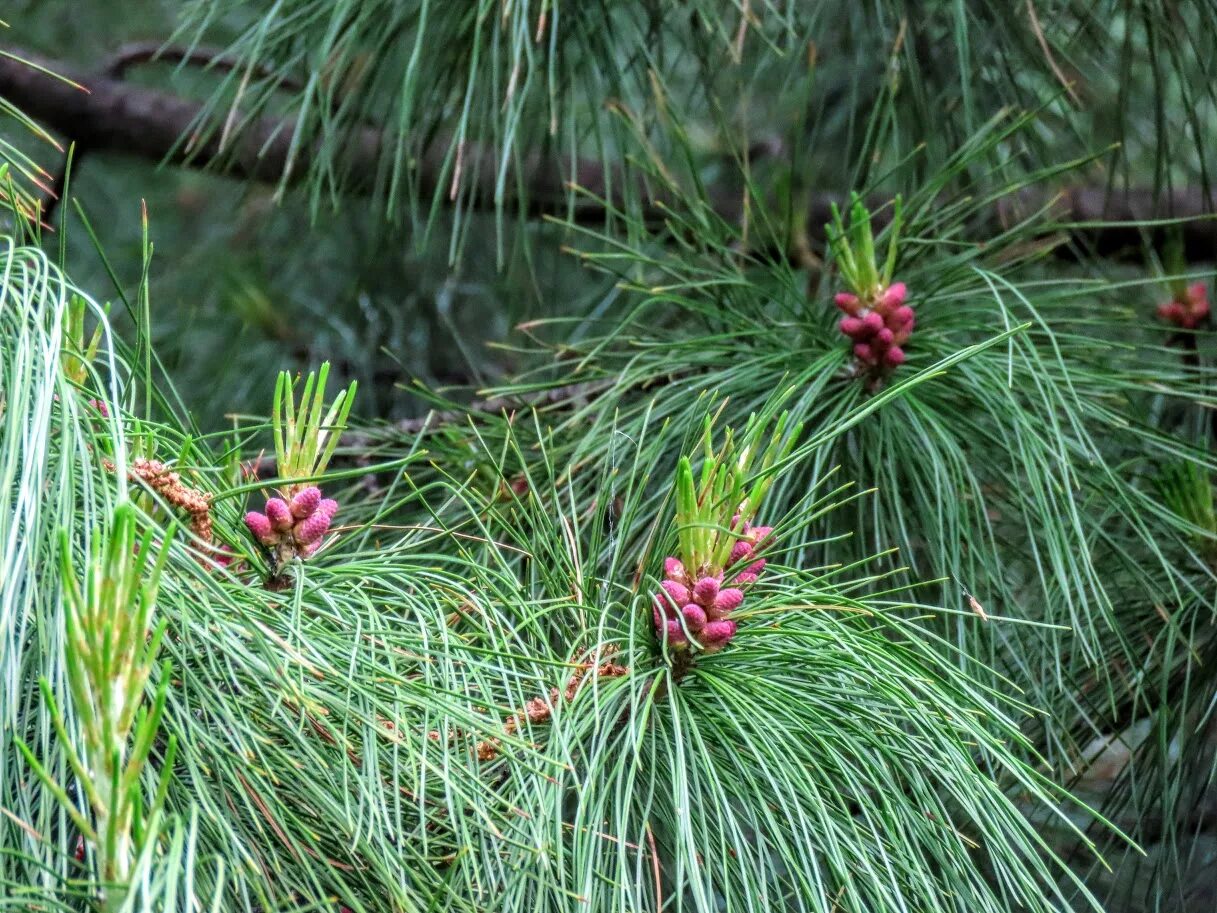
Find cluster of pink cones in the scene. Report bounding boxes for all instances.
[653,522,772,653]
[1157,282,1210,329]
[834,282,914,370]
[244,486,337,559]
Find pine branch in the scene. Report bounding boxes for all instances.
[1,43,1214,260]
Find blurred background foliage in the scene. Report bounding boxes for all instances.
[3,1,1217,911]
[2,0,601,427]
[3,0,1213,427]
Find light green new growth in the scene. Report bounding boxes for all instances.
[828,193,904,297]
[272,360,356,489]
[675,410,801,574]
[17,504,174,912]
[1157,461,1217,552]
[61,294,106,387]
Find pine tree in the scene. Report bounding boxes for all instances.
[1,2,1215,911]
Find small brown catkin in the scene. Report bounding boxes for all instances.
[106,457,219,557]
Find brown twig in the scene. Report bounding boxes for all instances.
[35,42,306,228]
[476,646,629,762]
[102,41,306,88]
[1,43,1215,261]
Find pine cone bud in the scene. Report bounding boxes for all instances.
[834,292,860,313]
[729,540,754,564]
[880,282,907,308]
[862,312,885,334]
[290,486,322,519]
[712,587,744,616]
[839,316,864,338]
[294,511,331,545]
[660,579,691,608]
[664,619,688,645]
[265,498,294,532]
[702,619,737,645]
[663,556,687,581]
[681,603,708,632]
[245,511,276,544]
[747,525,773,546]
[692,576,720,607]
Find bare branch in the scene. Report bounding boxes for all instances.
[1,42,1214,260]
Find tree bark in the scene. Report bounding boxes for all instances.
[1,43,1214,260]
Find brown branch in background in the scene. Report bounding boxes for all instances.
[2,43,1215,261]
[35,42,306,226]
[476,647,629,762]
[101,40,307,86]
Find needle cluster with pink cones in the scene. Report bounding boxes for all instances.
[1157,281,1210,330]
[834,281,914,371]
[653,520,772,652]
[826,194,911,382]
[653,410,798,664]
[245,486,338,561]
[243,362,356,577]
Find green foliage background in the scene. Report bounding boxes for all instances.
[2,1,1217,912]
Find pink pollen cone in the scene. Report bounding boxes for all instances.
[839,316,864,338]
[734,572,758,586]
[884,346,906,366]
[747,525,774,546]
[712,588,744,615]
[853,343,874,362]
[745,558,767,576]
[660,579,691,607]
[692,576,720,607]
[875,327,894,346]
[702,619,737,645]
[834,292,860,313]
[294,511,331,545]
[245,511,276,545]
[880,282,907,308]
[862,312,885,334]
[299,540,321,558]
[664,619,688,645]
[682,604,708,631]
[316,498,339,520]
[88,398,109,417]
[290,486,322,519]
[265,498,293,532]
[729,540,754,564]
[891,305,915,327]
[663,557,687,581]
